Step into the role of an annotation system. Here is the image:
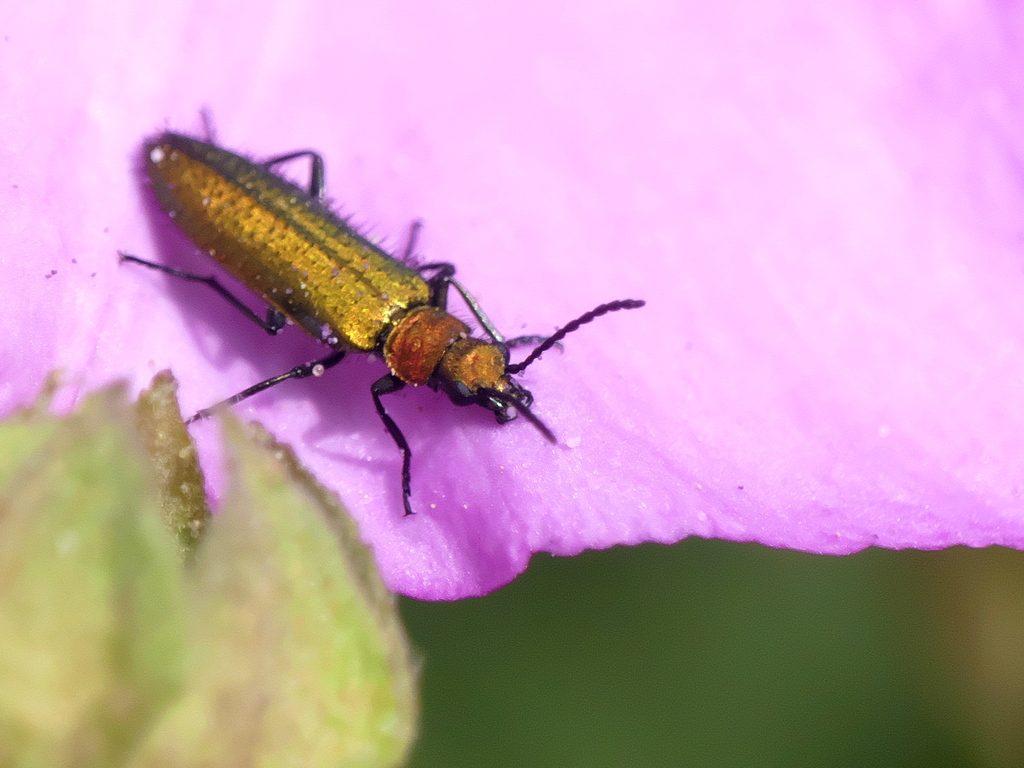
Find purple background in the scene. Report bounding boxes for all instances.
[3,2,1024,598]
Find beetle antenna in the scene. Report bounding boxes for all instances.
[506,299,645,375]
[489,390,557,443]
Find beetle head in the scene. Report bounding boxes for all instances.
[435,337,555,441]
[436,298,645,444]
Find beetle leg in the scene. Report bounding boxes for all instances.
[501,334,564,356]
[263,150,326,200]
[370,374,415,516]
[199,107,217,143]
[503,335,551,349]
[416,262,456,310]
[400,219,424,262]
[187,350,346,423]
[119,252,286,334]
[416,262,512,344]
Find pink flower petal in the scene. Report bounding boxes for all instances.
[3,1,1024,598]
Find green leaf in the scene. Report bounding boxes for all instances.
[0,385,188,768]
[1,376,417,767]
[134,371,210,556]
[130,415,418,768]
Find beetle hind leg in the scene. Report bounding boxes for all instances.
[119,252,286,334]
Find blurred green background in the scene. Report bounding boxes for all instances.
[401,541,1024,767]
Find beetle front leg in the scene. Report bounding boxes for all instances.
[416,262,514,344]
[371,374,415,516]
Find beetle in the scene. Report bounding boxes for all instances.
[121,131,644,515]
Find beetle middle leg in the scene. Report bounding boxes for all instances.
[189,350,347,423]
[370,374,416,516]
